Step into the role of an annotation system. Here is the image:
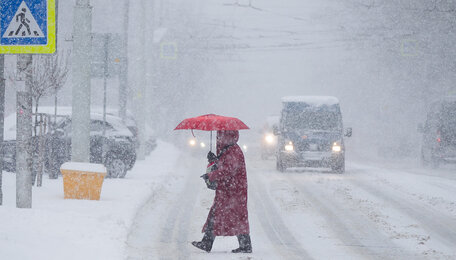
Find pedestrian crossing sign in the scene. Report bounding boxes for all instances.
[0,0,56,54]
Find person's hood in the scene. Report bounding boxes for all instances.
[216,130,239,154]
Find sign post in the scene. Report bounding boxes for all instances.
[0,0,56,208]
[71,0,92,163]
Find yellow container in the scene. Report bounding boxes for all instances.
[60,163,107,200]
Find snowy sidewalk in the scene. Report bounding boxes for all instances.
[0,141,180,260]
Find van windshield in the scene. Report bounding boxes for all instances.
[283,109,341,131]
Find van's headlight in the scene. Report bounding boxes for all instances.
[200,142,206,148]
[285,142,294,151]
[332,142,341,152]
[189,139,197,146]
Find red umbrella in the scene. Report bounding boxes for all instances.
[175,114,249,151]
[174,114,249,131]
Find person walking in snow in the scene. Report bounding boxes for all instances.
[192,130,252,253]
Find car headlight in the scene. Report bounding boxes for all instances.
[265,134,274,144]
[285,142,294,151]
[189,139,197,146]
[332,142,341,152]
[242,145,248,151]
[200,142,206,148]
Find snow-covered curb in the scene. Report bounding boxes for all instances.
[0,140,180,260]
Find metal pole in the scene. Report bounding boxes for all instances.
[103,34,109,137]
[0,54,5,205]
[72,0,92,162]
[16,54,33,208]
[119,0,129,121]
[136,0,147,160]
[54,0,59,125]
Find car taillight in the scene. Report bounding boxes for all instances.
[437,131,441,143]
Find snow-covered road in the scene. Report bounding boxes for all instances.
[124,149,456,259]
[2,142,455,259]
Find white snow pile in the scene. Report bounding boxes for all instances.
[60,162,107,173]
[0,140,179,260]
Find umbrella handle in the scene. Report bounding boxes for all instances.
[191,129,195,138]
[210,131,213,152]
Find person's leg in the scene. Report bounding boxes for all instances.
[232,234,252,253]
[192,210,216,252]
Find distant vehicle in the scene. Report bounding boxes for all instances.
[419,97,456,167]
[274,96,352,173]
[261,115,279,160]
[186,133,248,157]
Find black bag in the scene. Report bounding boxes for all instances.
[201,145,233,190]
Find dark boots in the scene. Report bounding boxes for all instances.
[232,234,252,253]
[192,233,252,253]
[191,232,215,253]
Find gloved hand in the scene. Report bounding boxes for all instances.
[200,173,217,190]
[207,151,217,163]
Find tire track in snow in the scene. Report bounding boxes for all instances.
[125,154,200,260]
[351,163,456,193]
[157,160,201,260]
[250,171,312,260]
[287,173,414,259]
[347,168,456,250]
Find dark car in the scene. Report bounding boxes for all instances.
[97,108,157,156]
[420,97,456,167]
[1,112,50,173]
[47,113,137,178]
[274,96,352,173]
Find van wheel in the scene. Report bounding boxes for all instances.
[331,160,345,174]
[276,158,286,172]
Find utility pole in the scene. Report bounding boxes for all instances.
[72,0,92,163]
[102,34,110,138]
[119,0,129,121]
[0,54,5,206]
[16,54,33,209]
[54,0,60,124]
[135,0,147,160]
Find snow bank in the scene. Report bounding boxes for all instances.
[60,162,106,173]
[0,140,180,260]
[281,96,340,106]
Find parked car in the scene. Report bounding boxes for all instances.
[274,96,352,173]
[2,110,137,178]
[1,112,51,173]
[419,96,456,167]
[94,107,157,156]
[47,113,137,178]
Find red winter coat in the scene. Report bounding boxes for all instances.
[203,130,250,236]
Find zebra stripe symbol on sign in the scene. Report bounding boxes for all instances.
[3,1,44,38]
